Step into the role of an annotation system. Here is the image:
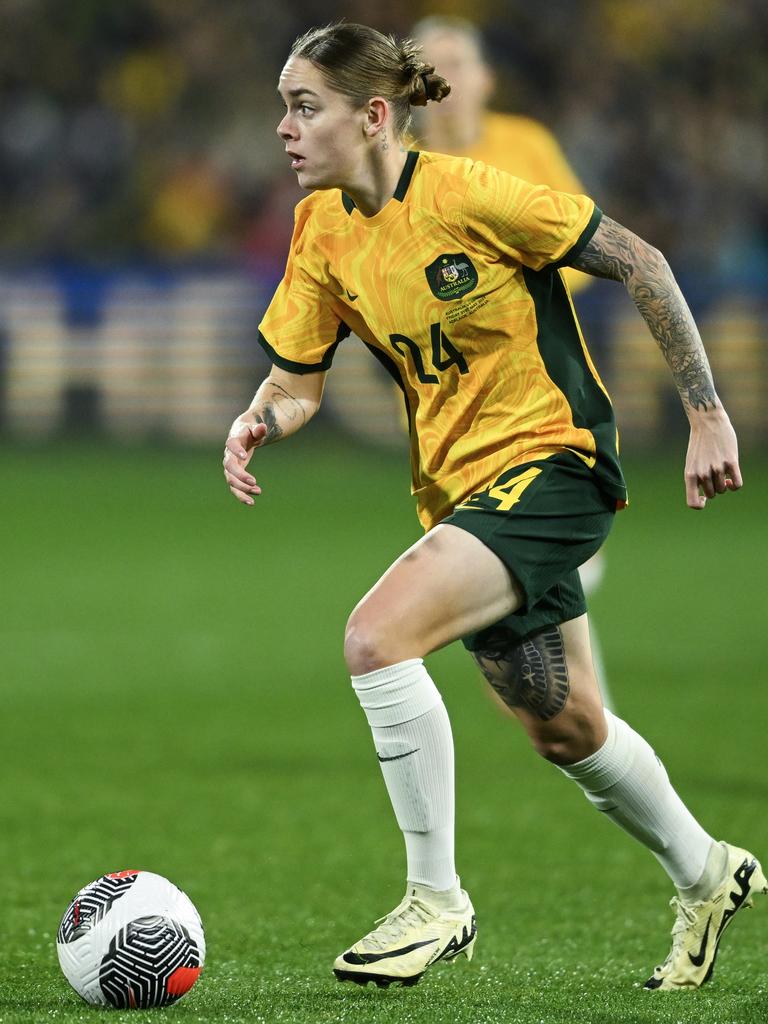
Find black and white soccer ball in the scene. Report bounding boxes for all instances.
[56,870,205,1009]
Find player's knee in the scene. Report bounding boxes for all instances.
[344,611,394,675]
[529,726,588,765]
[527,709,605,765]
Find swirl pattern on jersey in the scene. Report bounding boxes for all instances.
[259,151,624,529]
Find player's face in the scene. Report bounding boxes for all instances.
[418,31,493,122]
[277,57,365,191]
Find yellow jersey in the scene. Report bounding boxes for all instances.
[427,112,590,294]
[258,150,626,531]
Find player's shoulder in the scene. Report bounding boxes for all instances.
[416,150,534,222]
[419,149,518,185]
[289,190,349,256]
[416,149,476,184]
[413,150,485,212]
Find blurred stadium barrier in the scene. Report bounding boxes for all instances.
[0,269,764,446]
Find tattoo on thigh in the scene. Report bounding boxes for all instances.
[473,625,570,721]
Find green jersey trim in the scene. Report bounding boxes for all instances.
[551,205,603,270]
[393,150,420,201]
[257,323,350,374]
[362,340,412,432]
[522,264,627,502]
[341,151,420,214]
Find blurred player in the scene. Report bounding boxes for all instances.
[413,15,613,707]
[223,22,763,993]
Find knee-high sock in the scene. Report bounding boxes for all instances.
[559,709,715,889]
[351,659,456,892]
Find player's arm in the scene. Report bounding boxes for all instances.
[223,364,326,506]
[568,215,741,509]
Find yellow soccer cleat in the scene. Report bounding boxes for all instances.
[644,844,768,990]
[333,888,476,988]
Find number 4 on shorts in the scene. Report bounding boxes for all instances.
[486,466,542,511]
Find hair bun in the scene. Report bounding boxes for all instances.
[408,66,451,107]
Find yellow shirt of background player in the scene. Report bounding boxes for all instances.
[258,151,625,531]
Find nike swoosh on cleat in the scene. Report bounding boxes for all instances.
[688,915,711,967]
[713,857,757,943]
[377,748,420,762]
[342,938,439,965]
[437,915,477,961]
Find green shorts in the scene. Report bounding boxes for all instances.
[442,453,616,651]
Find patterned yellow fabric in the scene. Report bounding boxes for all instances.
[259,151,625,531]
[430,112,591,294]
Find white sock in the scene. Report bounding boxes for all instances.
[559,709,715,889]
[351,659,457,893]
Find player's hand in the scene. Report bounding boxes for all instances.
[684,406,742,509]
[223,416,268,506]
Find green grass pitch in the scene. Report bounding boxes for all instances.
[1,435,767,1023]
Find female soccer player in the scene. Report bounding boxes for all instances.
[223,22,763,992]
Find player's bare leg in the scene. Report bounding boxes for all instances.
[472,614,606,764]
[335,529,627,986]
[336,523,525,986]
[472,614,767,989]
[344,523,525,675]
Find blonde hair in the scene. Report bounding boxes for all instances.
[290,22,451,138]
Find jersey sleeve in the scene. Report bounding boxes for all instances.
[461,160,601,272]
[258,204,350,374]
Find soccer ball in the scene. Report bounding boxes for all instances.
[56,870,205,1008]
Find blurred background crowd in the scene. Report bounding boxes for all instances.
[1,0,766,285]
[0,0,765,445]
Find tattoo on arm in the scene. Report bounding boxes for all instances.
[253,383,306,445]
[569,215,717,412]
[253,404,283,443]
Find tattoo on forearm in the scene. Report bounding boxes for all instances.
[254,404,283,444]
[473,625,570,721]
[254,383,306,444]
[570,216,717,412]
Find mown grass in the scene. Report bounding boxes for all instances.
[1,437,766,1023]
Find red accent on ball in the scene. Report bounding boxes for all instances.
[105,870,141,879]
[167,966,202,996]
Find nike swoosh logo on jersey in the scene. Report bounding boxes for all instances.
[688,915,711,967]
[342,938,438,965]
[345,289,358,301]
[377,748,420,762]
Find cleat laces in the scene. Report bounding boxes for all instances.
[655,896,700,971]
[362,897,438,952]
